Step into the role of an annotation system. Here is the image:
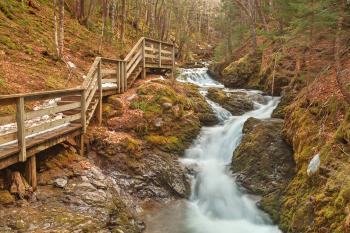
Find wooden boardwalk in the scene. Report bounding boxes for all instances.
[0,37,175,189]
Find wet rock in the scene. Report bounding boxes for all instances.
[162,102,172,110]
[220,52,261,89]
[207,88,254,115]
[53,177,67,188]
[232,117,295,222]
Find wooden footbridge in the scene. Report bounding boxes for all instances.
[0,37,175,189]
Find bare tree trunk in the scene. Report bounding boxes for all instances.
[54,0,60,57]
[120,0,126,43]
[99,0,108,53]
[54,0,64,59]
[111,0,116,40]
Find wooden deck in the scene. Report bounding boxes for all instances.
[0,37,175,189]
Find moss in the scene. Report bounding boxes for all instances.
[0,35,17,50]
[120,136,141,154]
[145,135,181,152]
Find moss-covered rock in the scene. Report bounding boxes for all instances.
[207,88,254,115]
[278,94,350,233]
[232,117,295,223]
[220,52,262,89]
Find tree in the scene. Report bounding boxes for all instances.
[54,0,64,59]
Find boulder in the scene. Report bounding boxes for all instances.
[207,88,254,115]
[232,117,295,222]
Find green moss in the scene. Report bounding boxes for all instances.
[145,135,181,151]
[0,35,17,50]
[120,136,141,154]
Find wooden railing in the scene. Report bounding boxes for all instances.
[0,37,175,172]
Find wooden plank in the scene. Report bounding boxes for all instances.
[145,46,157,53]
[16,97,26,162]
[97,61,103,126]
[161,56,173,61]
[101,57,124,64]
[0,88,82,103]
[127,49,142,71]
[81,90,86,134]
[0,115,16,125]
[86,83,97,108]
[102,79,117,84]
[145,54,158,59]
[25,102,81,120]
[0,131,17,145]
[82,58,100,87]
[124,37,144,61]
[127,55,143,78]
[86,100,99,125]
[144,37,173,46]
[142,39,146,79]
[161,50,173,55]
[25,113,81,136]
[159,43,162,67]
[118,62,121,93]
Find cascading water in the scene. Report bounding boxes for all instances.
[144,67,282,233]
[179,67,282,233]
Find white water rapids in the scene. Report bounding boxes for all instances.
[144,67,282,233]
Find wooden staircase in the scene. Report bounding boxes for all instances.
[0,37,175,189]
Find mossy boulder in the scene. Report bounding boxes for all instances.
[232,117,295,223]
[129,80,215,154]
[220,52,262,89]
[207,88,254,115]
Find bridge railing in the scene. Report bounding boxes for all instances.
[0,37,175,166]
[0,88,83,162]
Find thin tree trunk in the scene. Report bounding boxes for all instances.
[120,0,126,43]
[55,0,64,59]
[111,0,116,40]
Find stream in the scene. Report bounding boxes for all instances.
[144,67,282,233]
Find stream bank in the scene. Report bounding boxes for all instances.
[0,75,217,232]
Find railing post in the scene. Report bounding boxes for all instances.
[172,42,175,79]
[16,97,26,162]
[124,61,127,91]
[80,89,86,157]
[81,89,86,133]
[159,42,162,68]
[97,60,103,125]
[142,39,146,79]
[118,62,121,93]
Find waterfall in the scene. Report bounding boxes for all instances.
[180,67,281,233]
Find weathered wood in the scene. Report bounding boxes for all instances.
[16,97,26,162]
[97,61,103,126]
[0,88,82,103]
[25,155,37,190]
[142,39,146,79]
[159,42,162,67]
[81,90,86,133]
[124,37,144,61]
[127,55,143,78]
[25,113,81,136]
[118,62,121,93]
[26,102,81,120]
[0,37,175,172]
[0,131,17,145]
[127,49,142,71]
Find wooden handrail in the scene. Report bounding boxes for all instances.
[0,36,175,168]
